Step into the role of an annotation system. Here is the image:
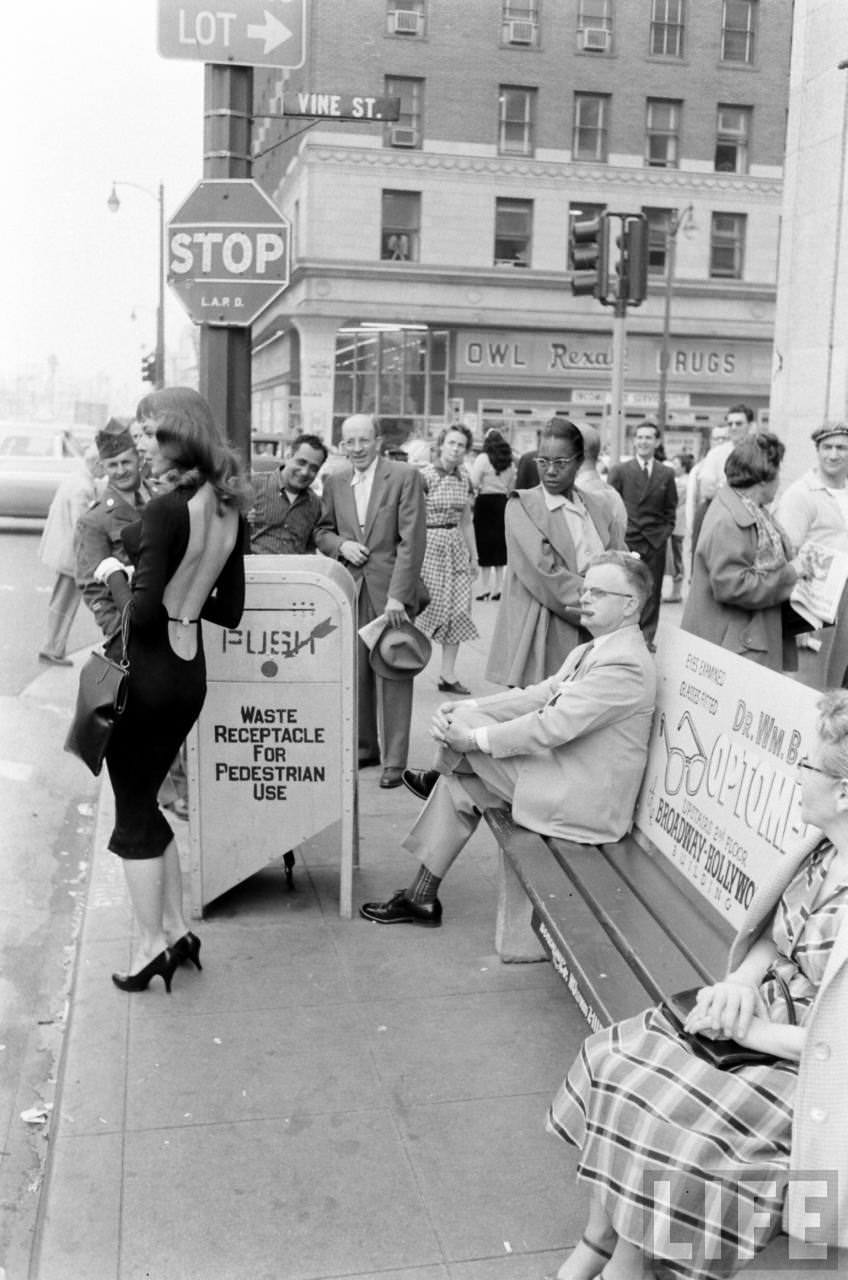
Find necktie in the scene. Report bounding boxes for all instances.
[548,641,596,706]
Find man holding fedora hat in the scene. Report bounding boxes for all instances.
[361,551,656,925]
[316,414,427,788]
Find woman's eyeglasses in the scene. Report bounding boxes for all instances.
[796,757,842,780]
[535,455,579,471]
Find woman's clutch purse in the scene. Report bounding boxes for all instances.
[661,987,781,1071]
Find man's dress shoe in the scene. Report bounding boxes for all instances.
[402,768,440,801]
[379,767,404,788]
[360,890,443,927]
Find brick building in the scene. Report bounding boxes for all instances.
[251,0,791,457]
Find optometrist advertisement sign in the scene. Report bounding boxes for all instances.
[635,625,821,929]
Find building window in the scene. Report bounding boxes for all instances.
[498,86,536,156]
[646,99,681,167]
[576,0,612,52]
[573,94,609,162]
[710,212,745,278]
[494,198,533,266]
[649,0,684,57]
[721,0,756,64]
[643,207,673,274]
[384,76,423,148]
[333,328,448,437]
[501,1,539,47]
[386,1,425,37]
[715,105,751,172]
[381,190,420,262]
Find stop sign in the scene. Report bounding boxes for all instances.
[167,179,291,327]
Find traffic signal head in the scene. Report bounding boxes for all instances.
[141,352,159,385]
[619,216,649,306]
[569,214,609,301]
[624,216,649,305]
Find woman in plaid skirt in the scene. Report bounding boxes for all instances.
[416,425,479,695]
[546,689,848,1280]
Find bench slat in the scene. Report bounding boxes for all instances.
[602,835,731,985]
[484,810,658,1026]
[548,838,709,1006]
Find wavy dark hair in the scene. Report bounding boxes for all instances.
[483,428,514,474]
[724,431,785,490]
[136,386,252,512]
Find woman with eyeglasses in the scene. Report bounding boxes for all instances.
[681,432,809,673]
[545,689,848,1280]
[486,418,625,687]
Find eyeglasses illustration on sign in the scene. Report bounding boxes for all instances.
[659,710,707,797]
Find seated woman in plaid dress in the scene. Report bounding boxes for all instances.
[546,689,848,1280]
[416,425,479,695]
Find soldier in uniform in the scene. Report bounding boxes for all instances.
[76,417,189,815]
[75,419,148,660]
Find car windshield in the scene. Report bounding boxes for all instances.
[0,433,56,459]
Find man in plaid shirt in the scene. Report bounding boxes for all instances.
[249,434,328,554]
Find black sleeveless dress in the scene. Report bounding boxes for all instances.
[105,488,245,860]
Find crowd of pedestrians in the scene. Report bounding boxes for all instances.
[40,393,848,1279]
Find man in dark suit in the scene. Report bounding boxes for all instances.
[315,414,426,788]
[608,420,677,646]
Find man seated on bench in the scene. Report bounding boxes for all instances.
[360,551,656,927]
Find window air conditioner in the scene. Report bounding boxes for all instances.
[506,19,536,45]
[390,125,418,147]
[389,9,422,35]
[579,26,610,51]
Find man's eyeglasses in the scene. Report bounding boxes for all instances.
[535,455,579,471]
[580,586,635,601]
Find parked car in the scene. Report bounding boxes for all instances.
[0,422,97,518]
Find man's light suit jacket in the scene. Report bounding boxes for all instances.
[470,625,656,843]
[315,457,426,616]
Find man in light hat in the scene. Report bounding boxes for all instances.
[75,419,149,659]
[316,413,426,789]
[776,421,848,688]
[360,551,656,926]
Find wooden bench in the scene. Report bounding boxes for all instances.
[486,806,733,1031]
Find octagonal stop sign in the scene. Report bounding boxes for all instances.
[167,179,291,327]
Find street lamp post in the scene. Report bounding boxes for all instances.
[107,180,166,390]
[656,204,694,433]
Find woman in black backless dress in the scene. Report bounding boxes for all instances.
[93,387,249,992]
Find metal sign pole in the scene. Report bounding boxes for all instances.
[198,64,254,465]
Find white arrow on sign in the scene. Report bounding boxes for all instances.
[247,10,292,54]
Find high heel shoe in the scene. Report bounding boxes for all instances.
[111,948,178,994]
[171,931,203,971]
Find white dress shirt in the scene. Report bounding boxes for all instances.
[542,487,605,572]
[350,457,379,530]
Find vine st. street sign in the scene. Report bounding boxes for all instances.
[167,180,291,328]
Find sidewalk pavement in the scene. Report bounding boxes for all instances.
[31,597,597,1280]
[44,590,827,1280]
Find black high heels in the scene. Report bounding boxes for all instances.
[111,948,178,994]
[171,931,203,971]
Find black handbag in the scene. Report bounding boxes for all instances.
[661,970,795,1071]
[64,608,130,776]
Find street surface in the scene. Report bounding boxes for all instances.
[0,523,100,1275]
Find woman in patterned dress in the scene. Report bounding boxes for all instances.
[546,689,848,1280]
[416,425,479,695]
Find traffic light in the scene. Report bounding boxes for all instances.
[618,215,649,306]
[569,214,609,300]
[141,352,159,385]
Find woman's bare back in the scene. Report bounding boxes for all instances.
[163,484,239,658]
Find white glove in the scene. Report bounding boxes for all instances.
[93,556,130,584]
